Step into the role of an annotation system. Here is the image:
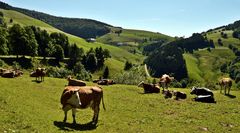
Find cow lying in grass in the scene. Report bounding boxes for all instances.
[218,77,232,95]
[159,74,174,91]
[190,86,213,96]
[190,87,215,103]
[1,69,23,78]
[67,76,86,86]
[138,81,160,93]
[172,91,187,100]
[193,95,216,103]
[97,79,116,85]
[162,90,172,99]
[0,68,7,76]
[60,86,105,125]
[30,68,46,82]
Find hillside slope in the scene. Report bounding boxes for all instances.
[184,48,235,84]
[0,9,144,77]
[184,24,240,85]
[97,28,173,46]
[0,1,112,39]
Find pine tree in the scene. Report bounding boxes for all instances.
[103,66,109,79]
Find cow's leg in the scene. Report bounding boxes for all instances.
[92,105,100,125]
[72,108,77,124]
[228,86,231,95]
[63,105,72,123]
[224,86,227,95]
[220,85,222,93]
[161,83,165,91]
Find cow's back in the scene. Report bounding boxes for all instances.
[68,79,86,86]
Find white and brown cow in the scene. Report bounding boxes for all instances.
[159,74,174,91]
[1,70,15,78]
[67,76,86,86]
[219,77,232,95]
[60,86,105,125]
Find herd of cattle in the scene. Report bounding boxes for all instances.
[0,67,235,125]
[137,74,233,103]
[60,74,234,125]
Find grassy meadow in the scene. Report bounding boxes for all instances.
[0,75,240,132]
[97,28,173,46]
[0,9,144,77]
[206,30,240,48]
[0,9,143,61]
[184,47,236,85]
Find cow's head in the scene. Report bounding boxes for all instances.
[190,86,197,95]
[67,90,81,108]
[137,81,144,87]
[67,75,72,81]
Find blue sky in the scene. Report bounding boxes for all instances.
[2,0,240,37]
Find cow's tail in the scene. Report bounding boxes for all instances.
[102,92,106,110]
[98,86,106,110]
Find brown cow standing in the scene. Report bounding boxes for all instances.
[30,68,46,82]
[60,86,105,125]
[138,81,160,93]
[219,77,232,95]
[159,74,174,91]
[67,76,86,86]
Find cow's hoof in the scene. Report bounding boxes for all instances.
[91,121,96,125]
[73,120,76,125]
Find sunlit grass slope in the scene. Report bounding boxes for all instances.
[97,28,174,46]
[0,9,143,63]
[184,48,235,84]
[0,75,240,132]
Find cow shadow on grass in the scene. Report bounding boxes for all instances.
[31,80,42,83]
[224,94,236,99]
[53,121,97,131]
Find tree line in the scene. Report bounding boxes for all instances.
[0,1,111,39]
[0,13,111,74]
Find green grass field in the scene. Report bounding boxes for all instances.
[184,48,235,85]
[97,28,173,46]
[206,29,240,48]
[0,9,143,62]
[0,75,240,132]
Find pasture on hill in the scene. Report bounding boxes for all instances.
[97,28,173,46]
[206,29,240,48]
[184,48,236,85]
[0,9,143,63]
[0,75,240,132]
[0,9,144,77]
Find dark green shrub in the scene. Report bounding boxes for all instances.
[47,66,72,78]
[113,66,147,85]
